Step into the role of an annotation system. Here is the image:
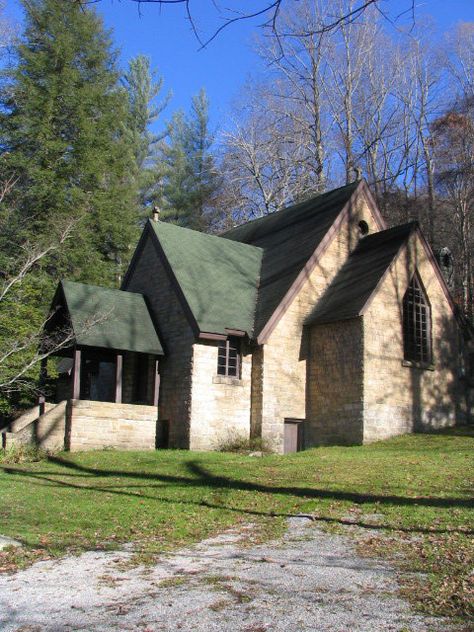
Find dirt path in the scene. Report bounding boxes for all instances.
[0,517,456,631]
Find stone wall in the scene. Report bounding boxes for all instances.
[307,319,364,445]
[124,232,195,448]
[250,345,263,439]
[362,232,461,442]
[67,400,156,451]
[258,195,379,452]
[3,401,67,451]
[189,340,252,451]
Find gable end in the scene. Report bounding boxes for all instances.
[257,180,386,344]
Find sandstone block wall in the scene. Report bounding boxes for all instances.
[259,196,379,452]
[189,340,252,451]
[124,233,194,448]
[250,345,263,439]
[3,401,67,451]
[307,318,364,445]
[67,400,156,451]
[363,232,461,442]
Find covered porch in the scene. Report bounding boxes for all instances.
[15,280,168,451]
[46,280,164,408]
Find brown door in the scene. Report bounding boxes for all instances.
[284,420,303,454]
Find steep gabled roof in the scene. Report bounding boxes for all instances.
[60,281,164,355]
[121,180,384,341]
[223,181,364,337]
[306,223,417,325]
[149,220,263,337]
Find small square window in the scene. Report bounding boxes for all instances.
[217,337,241,378]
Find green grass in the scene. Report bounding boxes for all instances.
[0,427,473,619]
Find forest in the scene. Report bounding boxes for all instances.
[0,0,473,417]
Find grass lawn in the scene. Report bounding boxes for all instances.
[1,427,473,620]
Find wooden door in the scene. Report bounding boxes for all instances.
[284,420,303,454]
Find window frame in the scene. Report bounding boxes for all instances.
[402,272,433,367]
[217,337,241,378]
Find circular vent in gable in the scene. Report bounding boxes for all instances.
[358,220,369,237]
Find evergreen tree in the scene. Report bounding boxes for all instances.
[122,54,169,215]
[159,89,221,231]
[1,0,138,285]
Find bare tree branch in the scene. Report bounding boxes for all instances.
[76,0,416,49]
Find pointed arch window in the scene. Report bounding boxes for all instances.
[403,273,432,365]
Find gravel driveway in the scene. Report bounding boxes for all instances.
[0,517,457,631]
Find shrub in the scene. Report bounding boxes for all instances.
[0,444,49,464]
[217,432,272,454]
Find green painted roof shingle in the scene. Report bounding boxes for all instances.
[61,280,164,355]
[306,223,416,326]
[150,220,263,336]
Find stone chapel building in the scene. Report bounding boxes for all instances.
[2,180,468,453]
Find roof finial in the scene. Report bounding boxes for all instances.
[152,205,160,222]
[354,166,362,182]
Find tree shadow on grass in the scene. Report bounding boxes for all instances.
[1,455,473,537]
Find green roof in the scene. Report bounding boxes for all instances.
[150,220,263,336]
[306,223,416,325]
[223,182,360,335]
[60,280,164,355]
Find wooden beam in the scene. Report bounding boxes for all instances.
[198,332,227,341]
[153,359,160,407]
[72,348,81,399]
[38,395,45,417]
[224,328,246,337]
[115,353,123,404]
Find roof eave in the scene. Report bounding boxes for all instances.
[146,221,201,339]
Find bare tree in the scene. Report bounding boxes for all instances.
[431,101,474,320]
[79,0,416,49]
[445,22,474,102]
[222,99,303,221]
[0,172,109,398]
[255,0,332,193]
[0,206,76,395]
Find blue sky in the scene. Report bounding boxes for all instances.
[5,0,474,131]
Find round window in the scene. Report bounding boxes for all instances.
[358,220,369,236]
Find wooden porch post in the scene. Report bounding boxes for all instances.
[153,359,160,407]
[72,348,81,399]
[39,356,48,386]
[39,356,48,414]
[115,353,123,404]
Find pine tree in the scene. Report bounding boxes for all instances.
[1,0,139,285]
[159,89,221,231]
[122,54,169,215]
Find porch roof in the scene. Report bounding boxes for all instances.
[59,281,164,355]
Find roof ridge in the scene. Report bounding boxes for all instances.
[151,219,263,254]
[354,222,417,251]
[221,181,359,241]
[61,279,144,297]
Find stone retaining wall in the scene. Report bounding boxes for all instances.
[3,401,67,451]
[67,400,157,451]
